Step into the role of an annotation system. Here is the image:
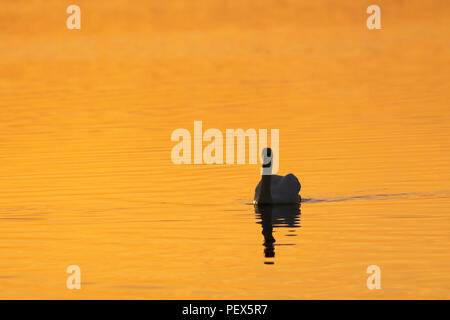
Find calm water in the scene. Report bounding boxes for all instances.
[0,1,449,299]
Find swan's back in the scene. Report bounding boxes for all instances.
[254,173,301,204]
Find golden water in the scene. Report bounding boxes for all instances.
[0,0,449,299]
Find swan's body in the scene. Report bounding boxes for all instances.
[254,174,301,204]
[254,148,301,205]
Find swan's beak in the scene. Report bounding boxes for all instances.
[262,148,272,168]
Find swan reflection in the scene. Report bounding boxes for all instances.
[254,204,301,264]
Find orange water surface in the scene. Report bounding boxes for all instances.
[0,0,449,299]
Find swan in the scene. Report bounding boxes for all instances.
[254,148,301,205]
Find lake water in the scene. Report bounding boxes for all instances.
[0,0,449,299]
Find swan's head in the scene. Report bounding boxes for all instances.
[262,148,272,168]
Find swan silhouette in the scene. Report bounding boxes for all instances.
[254,148,301,204]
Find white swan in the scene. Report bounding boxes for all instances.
[254,148,301,204]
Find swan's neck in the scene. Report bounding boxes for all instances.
[262,165,272,176]
[259,150,272,204]
[259,174,272,204]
